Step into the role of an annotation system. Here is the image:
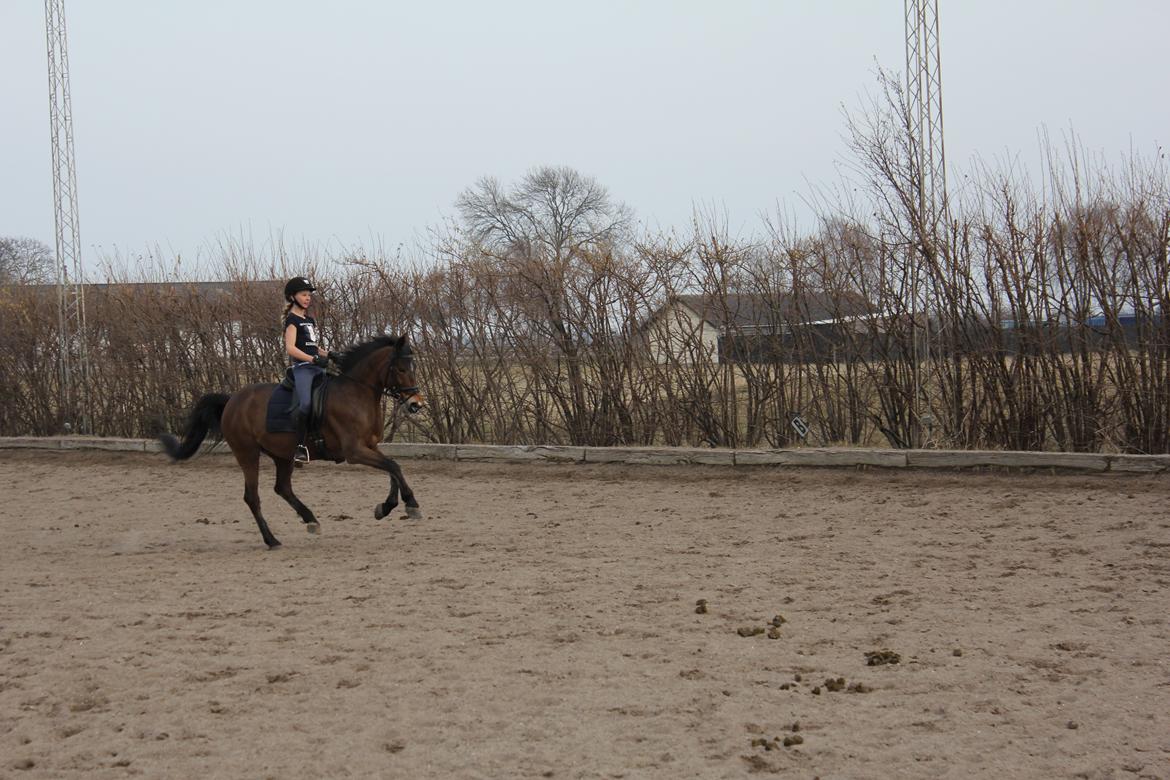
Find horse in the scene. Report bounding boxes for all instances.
[158,334,426,549]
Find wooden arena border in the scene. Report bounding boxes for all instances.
[1,436,1167,474]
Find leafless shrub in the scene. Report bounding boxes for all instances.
[4,112,1165,452]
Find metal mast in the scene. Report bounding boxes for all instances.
[904,0,947,446]
[45,0,90,433]
[904,0,948,235]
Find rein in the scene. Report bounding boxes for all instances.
[329,350,418,404]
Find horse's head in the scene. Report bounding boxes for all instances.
[335,334,426,413]
[385,335,425,414]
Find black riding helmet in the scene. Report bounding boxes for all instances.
[284,276,316,301]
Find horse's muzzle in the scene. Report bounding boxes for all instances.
[404,394,425,415]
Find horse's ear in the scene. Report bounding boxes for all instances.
[395,334,411,356]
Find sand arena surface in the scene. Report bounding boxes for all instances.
[1,450,1168,779]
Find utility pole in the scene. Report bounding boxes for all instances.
[45,0,91,434]
[904,0,947,446]
[904,0,948,237]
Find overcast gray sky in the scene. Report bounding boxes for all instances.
[2,1,1167,275]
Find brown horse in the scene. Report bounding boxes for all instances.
[159,334,425,549]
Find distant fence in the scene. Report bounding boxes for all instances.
[2,437,1168,474]
[3,150,1168,456]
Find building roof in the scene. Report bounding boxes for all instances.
[17,279,284,301]
[669,292,873,331]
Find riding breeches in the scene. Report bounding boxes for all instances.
[291,363,324,413]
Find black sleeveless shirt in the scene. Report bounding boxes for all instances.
[285,311,320,362]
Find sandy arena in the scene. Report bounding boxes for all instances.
[1,450,1167,778]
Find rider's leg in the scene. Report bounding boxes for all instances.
[291,364,319,463]
[291,409,310,464]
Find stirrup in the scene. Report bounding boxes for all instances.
[294,444,311,464]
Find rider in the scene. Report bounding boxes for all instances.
[282,276,330,464]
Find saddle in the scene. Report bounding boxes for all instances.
[265,369,330,443]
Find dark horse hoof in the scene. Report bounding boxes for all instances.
[305,522,320,534]
[374,503,394,520]
[266,541,283,550]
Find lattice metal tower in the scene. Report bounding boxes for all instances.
[904,0,947,446]
[904,0,948,235]
[45,0,91,433]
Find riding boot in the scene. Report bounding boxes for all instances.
[292,409,311,465]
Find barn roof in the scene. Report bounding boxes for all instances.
[670,292,874,330]
[17,279,284,301]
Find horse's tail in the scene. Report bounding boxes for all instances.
[159,393,230,461]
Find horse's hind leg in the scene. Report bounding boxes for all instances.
[273,456,320,534]
[235,446,281,549]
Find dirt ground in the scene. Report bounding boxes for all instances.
[1,450,1168,779]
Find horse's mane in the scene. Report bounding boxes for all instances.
[334,334,407,374]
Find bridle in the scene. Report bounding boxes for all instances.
[331,347,421,408]
[379,350,420,406]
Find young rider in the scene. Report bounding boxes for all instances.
[282,276,329,464]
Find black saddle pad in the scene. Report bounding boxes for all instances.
[265,385,297,433]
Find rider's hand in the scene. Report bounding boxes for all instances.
[312,354,329,368]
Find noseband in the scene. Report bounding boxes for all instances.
[381,349,420,405]
[330,345,419,405]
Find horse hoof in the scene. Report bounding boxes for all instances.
[266,541,283,550]
[406,506,422,520]
[374,504,389,520]
[305,522,320,534]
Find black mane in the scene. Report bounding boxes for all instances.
[334,334,406,374]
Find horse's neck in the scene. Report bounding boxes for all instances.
[350,347,391,390]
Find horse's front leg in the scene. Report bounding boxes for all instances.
[375,468,401,520]
[346,445,422,520]
[392,462,420,516]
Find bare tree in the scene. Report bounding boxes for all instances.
[454,166,633,444]
[0,236,55,285]
[456,166,632,263]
